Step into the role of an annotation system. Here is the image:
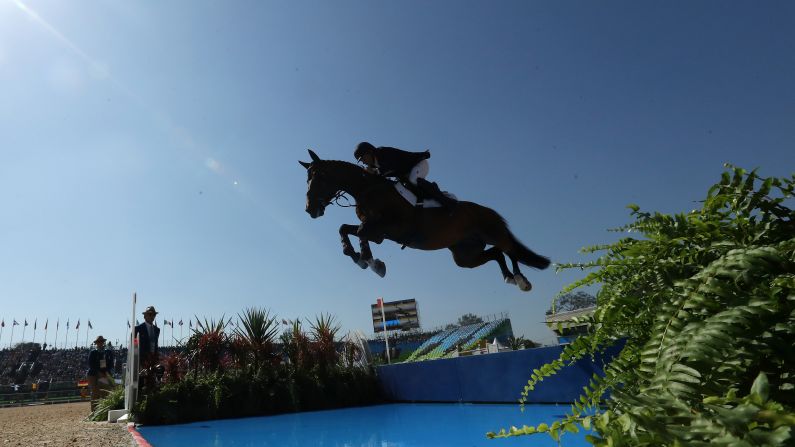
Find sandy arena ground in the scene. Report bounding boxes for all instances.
[0,402,134,446]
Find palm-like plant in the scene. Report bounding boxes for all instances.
[507,336,527,351]
[187,316,229,373]
[309,313,341,370]
[235,307,279,371]
[281,319,311,371]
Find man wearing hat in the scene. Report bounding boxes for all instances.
[87,335,114,411]
[135,306,161,367]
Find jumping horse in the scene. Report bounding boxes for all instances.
[299,150,550,292]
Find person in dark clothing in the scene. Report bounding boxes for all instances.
[87,335,114,411]
[135,306,160,368]
[354,142,456,209]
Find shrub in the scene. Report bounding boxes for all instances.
[490,166,795,445]
[133,311,383,425]
[86,386,124,422]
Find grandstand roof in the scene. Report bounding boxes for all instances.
[544,306,596,326]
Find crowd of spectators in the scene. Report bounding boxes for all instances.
[369,328,442,345]
[0,344,127,388]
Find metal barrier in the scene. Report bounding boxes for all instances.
[0,389,85,408]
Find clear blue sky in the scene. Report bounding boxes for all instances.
[1,0,793,348]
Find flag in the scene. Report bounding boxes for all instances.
[57,319,60,330]
[170,320,174,328]
[24,319,28,327]
[66,319,70,329]
[189,320,192,328]
[136,319,140,325]
[88,320,93,329]
[1,320,4,328]
[127,320,131,329]
[377,297,384,308]
[13,319,19,326]
[75,319,80,330]
[44,319,48,330]
[178,319,183,326]
[163,319,169,326]
[34,319,37,330]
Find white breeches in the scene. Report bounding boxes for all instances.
[407,159,429,184]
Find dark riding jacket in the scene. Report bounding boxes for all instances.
[372,147,430,180]
[87,348,114,376]
[135,322,160,360]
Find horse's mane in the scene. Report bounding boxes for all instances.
[317,159,363,170]
[317,159,391,184]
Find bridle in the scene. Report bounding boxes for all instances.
[332,191,355,208]
[310,168,356,210]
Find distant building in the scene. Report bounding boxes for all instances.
[545,306,596,345]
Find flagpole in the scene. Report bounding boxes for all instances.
[43,320,47,347]
[22,322,27,345]
[378,298,391,364]
[9,324,15,349]
[0,325,3,348]
[32,319,37,345]
[54,319,59,350]
[85,321,90,348]
[65,322,69,350]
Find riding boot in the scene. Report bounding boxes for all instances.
[416,178,457,210]
[401,181,426,207]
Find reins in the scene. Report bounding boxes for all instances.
[332,191,356,208]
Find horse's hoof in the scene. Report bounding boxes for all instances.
[356,258,369,269]
[504,276,516,285]
[515,274,532,292]
[370,259,386,278]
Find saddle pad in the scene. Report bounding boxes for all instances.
[394,183,457,208]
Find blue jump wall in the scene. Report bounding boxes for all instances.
[377,345,620,403]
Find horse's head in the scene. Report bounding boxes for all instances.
[299,149,337,218]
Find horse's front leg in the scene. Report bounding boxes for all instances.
[339,224,368,269]
[357,223,387,277]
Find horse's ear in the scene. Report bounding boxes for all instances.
[307,149,320,162]
[299,160,311,169]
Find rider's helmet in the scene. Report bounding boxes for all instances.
[354,142,376,163]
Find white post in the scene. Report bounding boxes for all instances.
[125,292,139,412]
[379,297,390,364]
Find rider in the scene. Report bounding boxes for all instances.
[353,141,456,209]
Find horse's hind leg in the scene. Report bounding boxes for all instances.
[507,254,532,292]
[450,243,513,285]
[339,224,368,269]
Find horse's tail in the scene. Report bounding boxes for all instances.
[509,234,550,269]
[481,206,550,270]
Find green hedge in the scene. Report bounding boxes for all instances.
[133,366,382,425]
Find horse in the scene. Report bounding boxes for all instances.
[299,150,550,292]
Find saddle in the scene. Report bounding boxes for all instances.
[393,182,457,208]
